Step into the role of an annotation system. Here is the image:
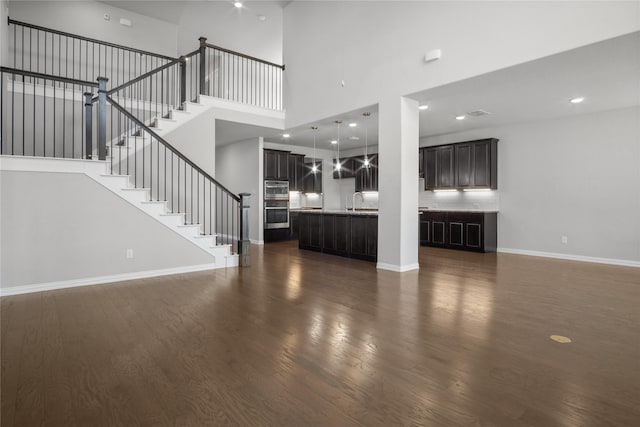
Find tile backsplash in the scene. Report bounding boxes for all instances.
[418,179,500,210]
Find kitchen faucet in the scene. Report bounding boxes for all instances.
[352,192,363,211]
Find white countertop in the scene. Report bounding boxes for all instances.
[291,209,379,216]
[419,208,499,213]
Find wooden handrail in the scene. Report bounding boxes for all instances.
[8,18,177,61]
[106,96,241,202]
[0,66,99,87]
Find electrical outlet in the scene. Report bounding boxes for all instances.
[561,236,568,244]
[126,248,134,259]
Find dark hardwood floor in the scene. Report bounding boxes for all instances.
[2,242,639,426]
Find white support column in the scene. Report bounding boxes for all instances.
[377,95,420,272]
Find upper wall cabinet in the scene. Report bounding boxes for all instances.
[303,161,323,194]
[333,157,356,179]
[288,154,305,191]
[423,138,498,190]
[424,145,454,190]
[264,149,290,180]
[355,154,378,192]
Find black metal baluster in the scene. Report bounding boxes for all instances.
[1,71,3,154]
[177,157,180,216]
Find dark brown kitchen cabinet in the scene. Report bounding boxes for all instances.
[288,154,305,191]
[264,149,289,180]
[289,211,300,240]
[299,212,377,262]
[323,214,349,256]
[355,154,378,192]
[419,211,497,252]
[419,212,430,245]
[454,139,498,189]
[424,138,498,190]
[419,148,425,179]
[424,146,454,190]
[455,144,473,188]
[303,161,322,194]
[350,215,378,261]
[471,139,498,188]
[299,213,320,252]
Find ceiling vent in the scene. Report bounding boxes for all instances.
[467,109,491,117]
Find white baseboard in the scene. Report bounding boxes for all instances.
[0,263,222,297]
[250,239,264,245]
[497,248,640,268]
[376,262,420,272]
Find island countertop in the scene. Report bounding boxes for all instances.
[291,208,378,216]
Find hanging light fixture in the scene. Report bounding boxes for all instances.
[334,120,342,172]
[362,112,371,168]
[311,126,318,173]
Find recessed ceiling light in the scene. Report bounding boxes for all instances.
[570,97,585,104]
[349,123,357,127]
[283,133,290,138]
[418,104,429,110]
[234,2,243,9]
[455,115,466,121]
[330,140,337,145]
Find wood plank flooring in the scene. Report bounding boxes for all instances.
[2,242,639,426]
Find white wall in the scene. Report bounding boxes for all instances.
[176,1,283,64]
[283,1,640,128]
[163,110,216,177]
[8,0,179,57]
[0,0,9,66]
[216,138,261,243]
[420,107,640,264]
[0,170,214,289]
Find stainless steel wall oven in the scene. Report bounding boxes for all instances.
[264,180,289,229]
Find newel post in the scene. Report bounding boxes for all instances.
[84,92,93,159]
[179,56,187,105]
[96,76,108,160]
[198,37,208,96]
[239,193,251,267]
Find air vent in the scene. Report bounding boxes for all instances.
[348,136,360,141]
[467,109,491,117]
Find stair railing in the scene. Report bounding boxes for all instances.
[105,97,242,253]
[0,66,99,158]
[199,38,285,110]
[8,18,177,89]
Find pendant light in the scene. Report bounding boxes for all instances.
[311,126,318,173]
[334,120,342,172]
[362,112,371,168]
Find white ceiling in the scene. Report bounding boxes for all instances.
[99,1,289,25]
[410,30,640,138]
[218,30,639,149]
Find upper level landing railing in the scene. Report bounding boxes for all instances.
[8,19,285,111]
[8,18,176,90]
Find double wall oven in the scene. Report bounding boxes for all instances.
[264,180,289,229]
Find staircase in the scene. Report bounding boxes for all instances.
[1,19,285,290]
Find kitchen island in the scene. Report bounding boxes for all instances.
[296,210,378,262]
